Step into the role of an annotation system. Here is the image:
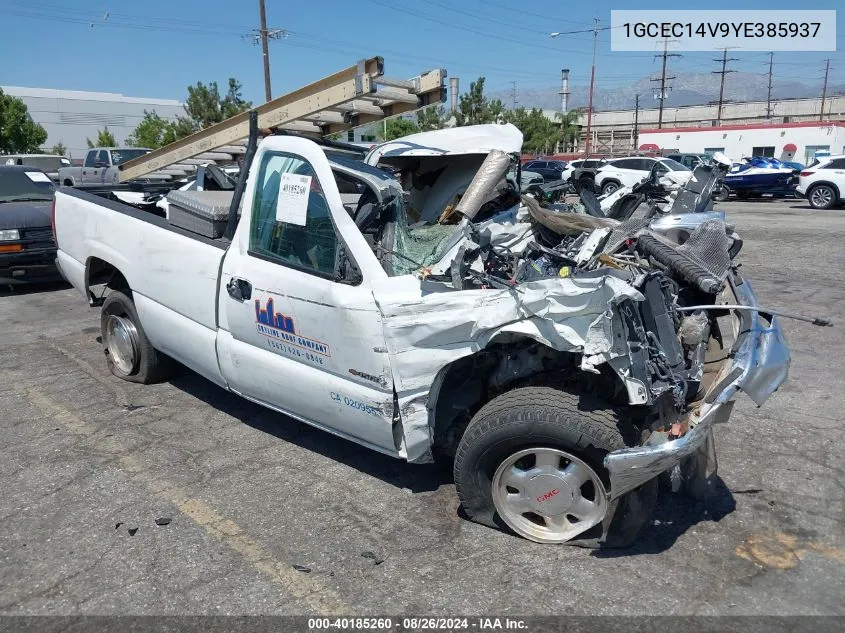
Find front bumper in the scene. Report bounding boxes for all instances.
[0,248,62,285]
[603,278,790,500]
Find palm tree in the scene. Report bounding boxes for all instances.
[554,109,582,153]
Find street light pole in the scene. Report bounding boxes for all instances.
[551,18,599,157]
[633,94,640,152]
[583,17,600,157]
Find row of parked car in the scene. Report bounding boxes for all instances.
[523,153,700,196]
[523,151,845,209]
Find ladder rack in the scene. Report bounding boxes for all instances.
[118,57,446,182]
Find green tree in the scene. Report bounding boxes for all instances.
[554,109,581,153]
[416,105,447,132]
[220,78,251,120]
[0,88,48,153]
[125,110,180,149]
[51,141,67,156]
[184,78,251,130]
[86,127,117,148]
[382,117,419,141]
[454,77,505,127]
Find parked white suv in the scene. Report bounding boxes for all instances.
[796,155,845,209]
[594,157,691,195]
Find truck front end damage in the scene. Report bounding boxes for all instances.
[362,127,793,544]
[604,275,790,500]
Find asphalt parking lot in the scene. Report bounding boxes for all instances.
[0,198,843,616]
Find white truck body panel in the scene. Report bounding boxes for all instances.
[52,134,663,463]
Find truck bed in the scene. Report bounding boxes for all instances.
[54,187,230,386]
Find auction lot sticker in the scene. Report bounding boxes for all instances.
[611,10,836,51]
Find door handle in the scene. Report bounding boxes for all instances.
[226,277,252,301]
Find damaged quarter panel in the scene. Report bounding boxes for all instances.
[371,273,644,462]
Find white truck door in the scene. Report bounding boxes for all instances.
[216,137,399,456]
[80,150,99,184]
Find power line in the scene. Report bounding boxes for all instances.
[711,47,739,123]
[651,38,681,129]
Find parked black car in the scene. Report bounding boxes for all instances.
[522,159,567,182]
[0,165,61,286]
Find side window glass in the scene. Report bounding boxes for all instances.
[84,151,98,167]
[824,158,845,169]
[97,150,109,166]
[249,152,339,278]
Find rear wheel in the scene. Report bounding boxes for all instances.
[713,185,730,202]
[454,386,656,547]
[808,184,837,210]
[601,180,620,196]
[101,290,172,384]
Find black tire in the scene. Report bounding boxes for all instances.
[807,184,837,210]
[713,185,730,202]
[736,190,751,200]
[454,386,657,548]
[601,180,621,196]
[100,290,172,384]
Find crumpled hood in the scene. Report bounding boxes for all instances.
[0,200,52,230]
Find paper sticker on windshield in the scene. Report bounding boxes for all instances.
[25,171,51,183]
[275,173,311,226]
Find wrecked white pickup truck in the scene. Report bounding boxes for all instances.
[53,121,790,546]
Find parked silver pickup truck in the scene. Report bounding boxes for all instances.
[52,125,790,546]
[58,147,152,187]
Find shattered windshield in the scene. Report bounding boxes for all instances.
[390,193,458,275]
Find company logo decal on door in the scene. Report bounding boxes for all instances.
[254,297,332,364]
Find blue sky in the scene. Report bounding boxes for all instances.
[1,0,842,105]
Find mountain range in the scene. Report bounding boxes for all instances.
[492,72,844,112]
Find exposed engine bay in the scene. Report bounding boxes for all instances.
[356,142,752,448]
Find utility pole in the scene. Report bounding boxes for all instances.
[712,47,739,124]
[765,52,774,119]
[584,17,600,158]
[259,0,272,102]
[651,38,680,129]
[510,81,518,109]
[633,94,641,152]
[820,58,831,122]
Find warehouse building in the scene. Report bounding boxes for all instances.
[2,86,185,160]
[573,95,845,157]
[638,121,845,164]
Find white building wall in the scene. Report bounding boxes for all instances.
[638,124,845,164]
[3,86,185,160]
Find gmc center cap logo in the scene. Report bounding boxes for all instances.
[537,488,560,503]
[528,473,575,514]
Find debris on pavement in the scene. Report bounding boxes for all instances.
[155,517,172,526]
[361,551,385,565]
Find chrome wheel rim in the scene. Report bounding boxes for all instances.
[105,314,139,375]
[811,187,833,208]
[492,448,608,543]
[603,183,618,194]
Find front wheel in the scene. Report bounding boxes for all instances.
[454,387,656,547]
[713,185,730,202]
[808,184,837,210]
[101,290,172,384]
